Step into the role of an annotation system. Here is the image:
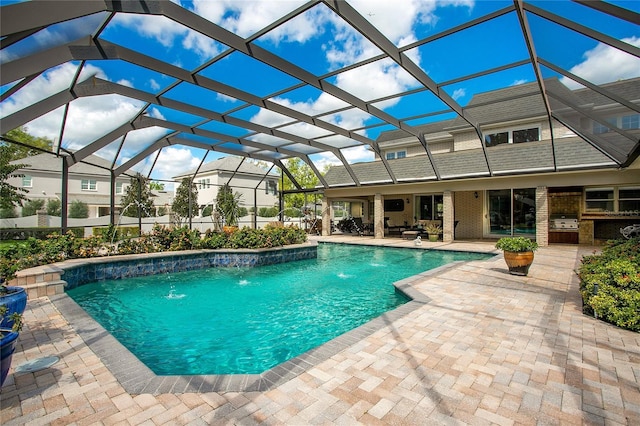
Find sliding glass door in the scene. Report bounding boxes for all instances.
[487,188,536,237]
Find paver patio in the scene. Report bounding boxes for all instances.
[1,237,639,425]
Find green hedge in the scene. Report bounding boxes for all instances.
[578,238,640,332]
[0,224,307,282]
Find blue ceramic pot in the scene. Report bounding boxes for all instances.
[0,331,19,387]
[0,287,27,330]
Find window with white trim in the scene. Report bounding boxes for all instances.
[22,175,32,188]
[81,179,97,191]
[116,182,124,195]
[386,150,406,160]
[585,186,640,213]
[484,127,540,147]
[197,178,210,189]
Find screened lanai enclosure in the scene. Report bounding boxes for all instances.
[1,0,639,237]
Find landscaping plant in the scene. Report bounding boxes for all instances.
[578,237,640,332]
[0,224,307,282]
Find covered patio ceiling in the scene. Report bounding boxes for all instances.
[1,0,639,189]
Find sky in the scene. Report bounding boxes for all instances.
[1,0,639,186]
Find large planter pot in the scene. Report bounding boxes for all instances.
[428,234,439,242]
[1,331,19,387]
[0,286,27,330]
[503,251,534,276]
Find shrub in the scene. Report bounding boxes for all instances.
[0,207,18,218]
[21,199,45,216]
[0,223,307,282]
[68,200,89,218]
[495,236,538,252]
[258,206,279,217]
[578,238,640,332]
[46,198,61,216]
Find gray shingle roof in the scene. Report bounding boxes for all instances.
[323,137,616,185]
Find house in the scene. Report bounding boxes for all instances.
[172,157,279,216]
[7,153,131,218]
[322,77,640,245]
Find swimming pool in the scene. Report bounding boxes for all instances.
[67,243,491,375]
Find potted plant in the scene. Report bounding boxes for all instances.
[495,236,538,276]
[425,223,442,242]
[1,304,23,387]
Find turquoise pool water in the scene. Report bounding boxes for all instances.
[67,244,490,375]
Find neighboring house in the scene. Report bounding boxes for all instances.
[172,157,279,215]
[323,77,640,245]
[8,153,131,218]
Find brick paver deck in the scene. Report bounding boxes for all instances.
[1,237,639,425]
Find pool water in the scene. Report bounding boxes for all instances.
[67,243,490,375]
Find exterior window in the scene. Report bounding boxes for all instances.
[485,127,540,147]
[484,132,509,147]
[621,114,640,130]
[81,179,97,191]
[197,178,210,189]
[585,187,614,212]
[619,187,640,213]
[417,194,443,221]
[385,151,406,160]
[266,180,277,195]
[513,128,539,143]
[116,182,124,195]
[22,175,32,188]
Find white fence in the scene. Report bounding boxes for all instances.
[1,214,313,237]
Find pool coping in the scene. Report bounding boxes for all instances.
[49,257,478,394]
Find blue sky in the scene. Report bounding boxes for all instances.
[1,0,639,185]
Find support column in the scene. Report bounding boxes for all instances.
[322,197,330,236]
[374,193,384,239]
[443,190,454,242]
[535,186,549,246]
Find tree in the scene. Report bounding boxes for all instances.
[2,127,53,160]
[0,145,29,209]
[68,200,89,218]
[216,183,242,227]
[172,178,198,225]
[46,198,62,216]
[21,199,45,216]
[281,158,321,210]
[121,173,154,218]
[149,181,165,190]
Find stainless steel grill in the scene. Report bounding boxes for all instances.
[550,215,578,230]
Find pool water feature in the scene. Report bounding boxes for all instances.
[66,243,490,375]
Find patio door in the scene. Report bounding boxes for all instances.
[487,188,536,237]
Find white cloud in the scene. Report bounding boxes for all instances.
[149,146,202,180]
[112,13,220,59]
[1,63,105,118]
[561,37,640,89]
[347,0,474,46]
[190,0,313,42]
[149,79,161,91]
[341,145,375,164]
[452,88,466,100]
[511,79,528,86]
